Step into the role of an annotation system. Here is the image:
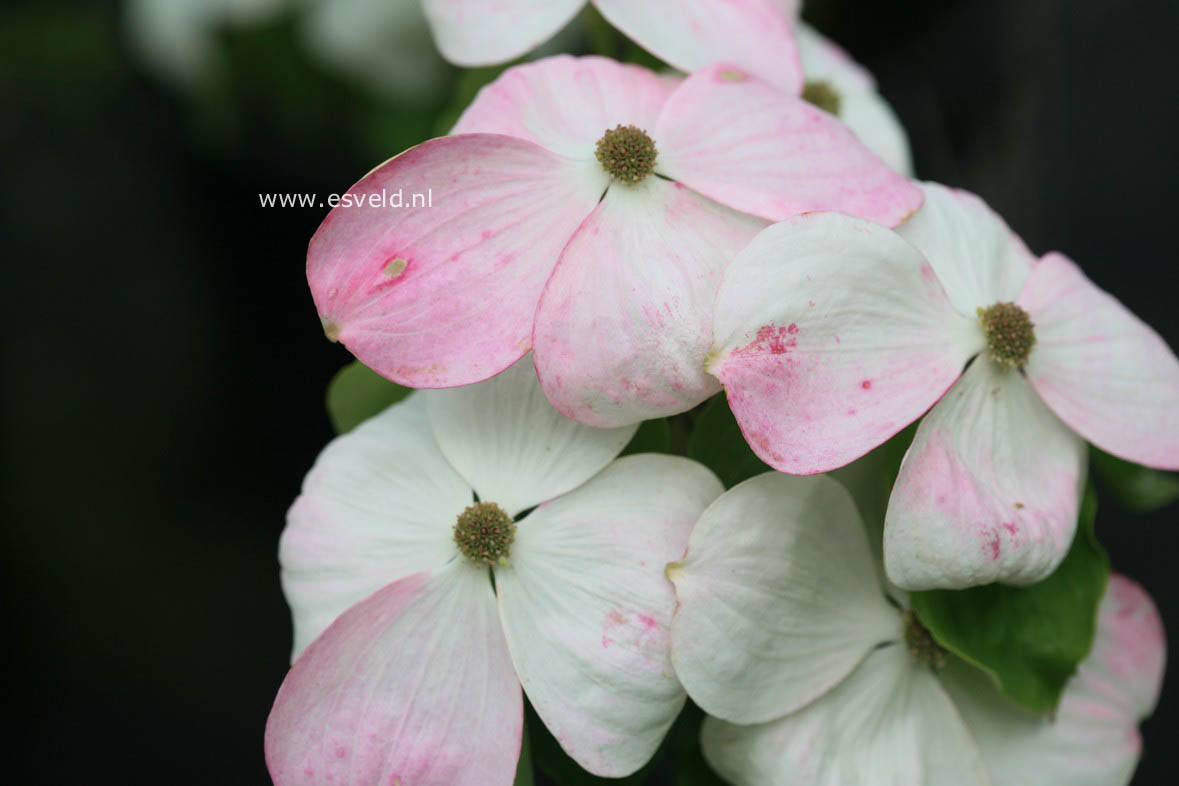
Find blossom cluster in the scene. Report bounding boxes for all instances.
[264,2,1176,784]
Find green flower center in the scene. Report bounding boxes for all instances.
[978,302,1036,368]
[453,502,515,566]
[903,610,947,670]
[595,124,658,185]
[802,80,842,116]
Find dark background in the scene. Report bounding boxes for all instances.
[3,0,1176,782]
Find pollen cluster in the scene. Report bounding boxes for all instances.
[978,302,1036,368]
[802,80,843,116]
[453,501,516,566]
[595,124,658,185]
[902,610,947,670]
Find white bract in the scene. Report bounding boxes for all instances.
[669,472,1165,786]
[265,356,723,785]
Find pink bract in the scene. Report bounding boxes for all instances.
[711,182,1179,589]
[265,567,523,786]
[307,55,920,427]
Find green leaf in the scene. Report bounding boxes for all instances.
[829,425,917,575]
[580,5,619,57]
[325,360,410,434]
[1091,446,1179,513]
[513,722,534,786]
[686,394,770,488]
[830,426,916,537]
[910,485,1110,713]
[620,418,672,457]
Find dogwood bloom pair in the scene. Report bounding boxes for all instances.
[309,54,920,427]
[265,357,722,785]
[709,182,1179,589]
[422,0,803,91]
[670,472,1165,785]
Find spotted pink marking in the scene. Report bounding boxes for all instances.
[748,430,786,466]
[729,324,799,359]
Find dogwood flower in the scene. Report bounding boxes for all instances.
[795,21,913,175]
[309,55,920,428]
[668,472,1165,786]
[709,182,1179,589]
[265,356,723,785]
[422,0,804,91]
[424,1,913,172]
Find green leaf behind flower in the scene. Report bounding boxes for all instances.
[513,723,534,786]
[325,360,410,434]
[1091,446,1179,513]
[830,425,916,545]
[667,702,728,786]
[686,394,770,488]
[620,418,672,457]
[910,486,1109,713]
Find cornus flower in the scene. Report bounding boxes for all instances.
[265,356,723,785]
[309,55,920,428]
[709,182,1179,589]
[669,473,1165,786]
[795,21,913,175]
[422,0,804,92]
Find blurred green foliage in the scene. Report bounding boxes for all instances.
[1091,447,1179,514]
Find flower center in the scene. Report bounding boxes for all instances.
[453,502,515,566]
[978,302,1036,368]
[903,610,947,670]
[595,124,658,185]
[802,80,842,116]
